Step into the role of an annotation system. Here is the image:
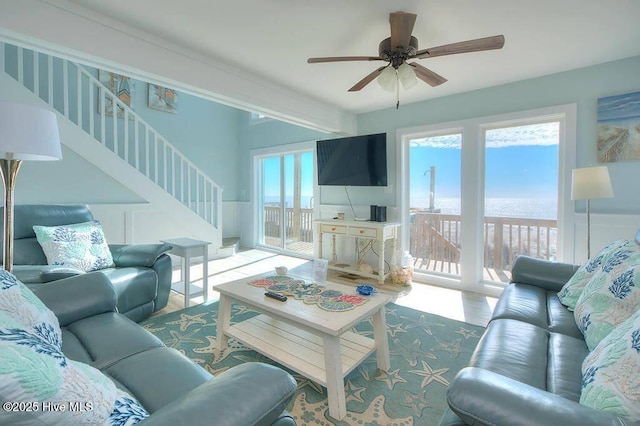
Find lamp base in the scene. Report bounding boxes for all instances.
[0,158,22,273]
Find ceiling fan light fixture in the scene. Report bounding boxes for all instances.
[377,66,397,92]
[398,62,418,90]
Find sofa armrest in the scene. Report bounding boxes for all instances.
[139,362,296,426]
[447,367,632,426]
[510,255,579,292]
[109,243,173,268]
[30,272,117,326]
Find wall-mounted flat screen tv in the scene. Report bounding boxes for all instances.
[316,133,387,186]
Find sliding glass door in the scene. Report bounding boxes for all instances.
[257,148,315,256]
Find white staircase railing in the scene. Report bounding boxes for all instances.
[1,42,222,230]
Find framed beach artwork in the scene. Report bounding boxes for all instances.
[597,91,640,162]
[148,84,178,114]
[98,70,134,119]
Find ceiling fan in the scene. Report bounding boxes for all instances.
[307,11,505,107]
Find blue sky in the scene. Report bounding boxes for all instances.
[410,122,560,201]
[263,122,560,211]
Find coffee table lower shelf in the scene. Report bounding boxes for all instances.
[226,314,376,387]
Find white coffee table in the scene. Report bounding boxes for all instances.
[216,275,391,420]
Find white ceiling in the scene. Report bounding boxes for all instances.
[66,0,640,115]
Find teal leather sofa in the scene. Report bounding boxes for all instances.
[2,204,172,322]
[24,272,297,425]
[439,255,635,426]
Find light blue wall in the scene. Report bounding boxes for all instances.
[354,55,640,214]
[16,146,144,204]
[236,112,330,201]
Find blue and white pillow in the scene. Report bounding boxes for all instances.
[33,220,115,272]
[581,308,640,422]
[574,242,640,350]
[558,240,633,310]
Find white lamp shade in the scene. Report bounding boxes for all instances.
[397,63,418,90]
[571,166,614,200]
[377,66,397,92]
[0,102,62,161]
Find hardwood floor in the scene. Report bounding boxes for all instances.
[155,248,498,328]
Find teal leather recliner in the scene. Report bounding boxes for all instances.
[27,272,297,425]
[1,204,173,322]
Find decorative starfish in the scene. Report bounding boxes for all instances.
[375,368,407,390]
[399,390,432,417]
[345,380,366,403]
[292,375,324,394]
[166,312,210,331]
[435,337,464,359]
[392,338,435,367]
[454,327,480,339]
[386,321,408,337]
[402,314,446,336]
[408,360,450,388]
[162,328,205,349]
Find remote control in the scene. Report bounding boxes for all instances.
[265,291,287,302]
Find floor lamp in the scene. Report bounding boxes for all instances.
[571,166,614,259]
[0,102,62,273]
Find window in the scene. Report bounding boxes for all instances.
[398,105,576,294]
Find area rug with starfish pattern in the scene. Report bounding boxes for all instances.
[142,300,483,425]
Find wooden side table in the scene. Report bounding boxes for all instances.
[161,238,210,308]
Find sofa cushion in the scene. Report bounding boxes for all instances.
[491,283,583,339]
[470,318,588,401]
[103,346,212,413]
[62,312,164,369]
[558,240,631,310]
[574,243,640,350]
[33,220,115,272]
[580,308,640,422]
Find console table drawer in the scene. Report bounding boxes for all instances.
[348,227,377,238]
[320,224,346,234]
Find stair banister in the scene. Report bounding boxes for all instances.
[2,42,223,233]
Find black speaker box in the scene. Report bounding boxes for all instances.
[376,206,387,222]
[370,205,378,221]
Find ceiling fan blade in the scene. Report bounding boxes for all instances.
[307,56,383,63]
[390,11,417,50]
[348,66,387,92]
[413,35,505,59]
[410,63,447,87]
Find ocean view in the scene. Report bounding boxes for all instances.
[264,196,557,220]
[411,197,557,220]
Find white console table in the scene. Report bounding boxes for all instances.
[315,219,400,284]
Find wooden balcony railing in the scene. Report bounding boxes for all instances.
[410,211,557,274]
[264,206,314,243]
[262,207,557,282]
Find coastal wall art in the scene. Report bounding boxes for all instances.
[148,84,178,114]
[597,91,640,162]
[98,70,134,118]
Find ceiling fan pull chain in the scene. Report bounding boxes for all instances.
[396,72,400,109]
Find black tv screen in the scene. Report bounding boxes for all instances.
[316,133,387,186]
